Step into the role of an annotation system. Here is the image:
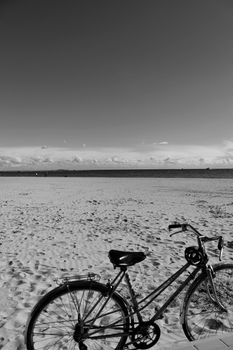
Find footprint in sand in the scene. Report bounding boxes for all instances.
[226,241,233,249]
[0,288,17,313]
[0,328,8,347]
[150,259,160,267]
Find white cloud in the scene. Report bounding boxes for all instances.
[0,141,233,169]
[72,156,82,163]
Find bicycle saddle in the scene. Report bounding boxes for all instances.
[108,249,146,267]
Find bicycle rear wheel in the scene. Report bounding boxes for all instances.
[182,263,233,341]
[25,280,129,350]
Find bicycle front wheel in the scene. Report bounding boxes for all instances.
[182,263,233,341]
[25,280,129,350]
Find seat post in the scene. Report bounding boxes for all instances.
[120,266,127,272]
[124,271,143,322]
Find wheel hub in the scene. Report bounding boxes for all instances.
[73,323,88,342]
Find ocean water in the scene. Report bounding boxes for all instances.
[1,168,233,178]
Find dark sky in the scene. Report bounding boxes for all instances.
[1,0,233,169]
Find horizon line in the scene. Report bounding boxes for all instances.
[1,168,233,179]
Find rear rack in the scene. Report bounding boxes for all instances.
[60,272,101,284]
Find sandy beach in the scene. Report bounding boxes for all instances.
[0,177,233,349]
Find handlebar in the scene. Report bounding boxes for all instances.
[168,223,201,237]
[168,223,224,261]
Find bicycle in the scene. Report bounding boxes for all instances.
[25,223,233,350]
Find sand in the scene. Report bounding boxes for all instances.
[0,177,233,349]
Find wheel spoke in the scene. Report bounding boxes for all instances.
[26,282,129,350]
[182,264,233,340]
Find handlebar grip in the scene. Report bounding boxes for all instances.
[218,236,224,250]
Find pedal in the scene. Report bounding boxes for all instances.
[79,342,87,350]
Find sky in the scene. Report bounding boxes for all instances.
[1,0,233,170]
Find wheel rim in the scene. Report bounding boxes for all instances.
[29,286,128,349]
[184,266,233,340]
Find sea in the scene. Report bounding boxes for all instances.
[1,168,233,178]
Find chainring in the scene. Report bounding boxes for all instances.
[132,321,161,349]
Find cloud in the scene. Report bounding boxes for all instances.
[0,155,22,167]
[72,156,82,163]
[0,141,233,169]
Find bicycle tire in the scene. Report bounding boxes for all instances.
[25,280,129,350]
[181,263,233,341]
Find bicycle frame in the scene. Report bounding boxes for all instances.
[107,261,207,325]
[66,261,225,344]
[103,225,225,326]
[81,230,225,342]
[25,222,229,350]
